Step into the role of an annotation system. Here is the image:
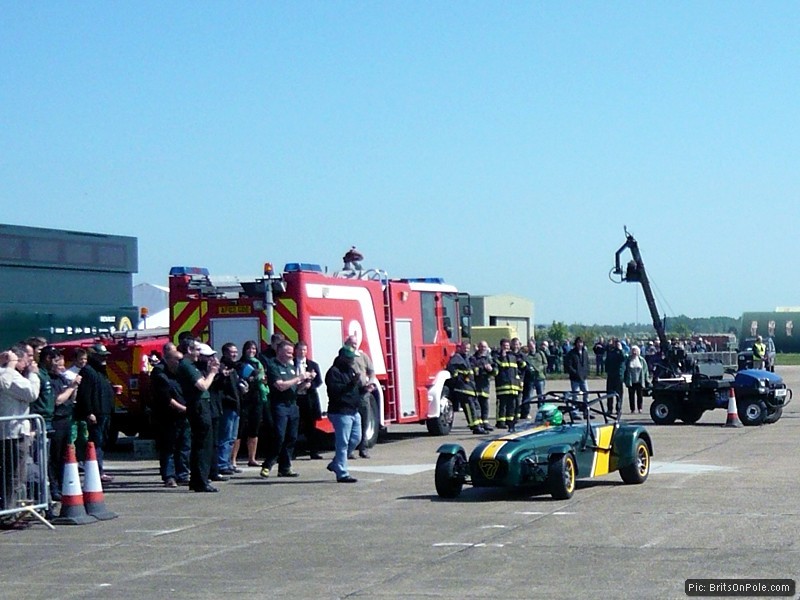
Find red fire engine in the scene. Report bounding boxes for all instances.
[55,327,169,444]
[168,263,470,446]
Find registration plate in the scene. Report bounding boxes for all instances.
[775,389,787,398]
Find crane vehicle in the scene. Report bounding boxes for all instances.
[611,228,790,425]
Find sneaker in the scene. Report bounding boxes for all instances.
[358,450,370,459]
[309,453,324,460]
[219,469,235,476]
[326,463,335,473]
[210,475,229,482]
[278,469,299,478]
[164,478,178,488]
[337,476,358,483]
[260,467,271,478]
[100,474,114,483]
[231,466,243,473]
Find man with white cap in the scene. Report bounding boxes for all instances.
[177,338,220,493]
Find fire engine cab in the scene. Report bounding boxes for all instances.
[169,263,470,446]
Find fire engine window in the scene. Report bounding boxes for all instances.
[441,293,457,341]
[421,292,437,344]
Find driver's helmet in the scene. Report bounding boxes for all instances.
[534,403,563,426]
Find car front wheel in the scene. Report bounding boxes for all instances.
[620,438,650,484]
[549,454,576,500]
[435,453,465,498]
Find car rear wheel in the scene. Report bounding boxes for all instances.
[738,399,767,426]
[549,454,576,500]
[620,438,650,484]
[427,398,454,436]
[435,453,465,498]
[649,398,677,425]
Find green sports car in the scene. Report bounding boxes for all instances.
[435,392,653,500]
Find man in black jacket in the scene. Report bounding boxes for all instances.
[565,337,590,413]
[294,341,323,460]
[324,347,362,483]
[150,344,189,487]
[75,343,116,482]
[215,343,243,475]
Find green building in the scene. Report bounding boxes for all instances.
[0,224,139,348]
[740,311,800,354]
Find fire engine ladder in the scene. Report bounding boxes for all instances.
[382,282,398,422]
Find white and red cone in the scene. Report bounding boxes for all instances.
[52,444,97,525]
[83,442,118,520]
[724,388,743,428]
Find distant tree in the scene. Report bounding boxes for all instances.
[547,321,569,344]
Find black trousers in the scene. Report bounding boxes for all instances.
[297,394,320,456]
[187,400,213,490]
[50,417,72,496]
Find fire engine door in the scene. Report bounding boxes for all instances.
[309,317,344,414]
[394,319,416,417]
[210,317,260,354]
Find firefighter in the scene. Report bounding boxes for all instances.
[510,338,525,421]
[493,338,522,431]
[446,342,485,434]
[470,341,495,432]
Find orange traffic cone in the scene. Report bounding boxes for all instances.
[83,442,118,521]
[724,387,743,428]
[52,445,97,525]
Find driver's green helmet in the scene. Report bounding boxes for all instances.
[535,403,563,426]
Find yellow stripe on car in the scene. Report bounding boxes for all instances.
[480,425,549,460]
[590,425,616,477]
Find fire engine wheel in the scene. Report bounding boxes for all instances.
[649,398,677,425]
[435,453,465,499]
[362,394,380,448]
[426,397,454,436]
[738,399,767,426]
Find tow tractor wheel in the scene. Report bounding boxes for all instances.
[679,406,704,425]
[763,407,783,424]
[738,399,767,426]
[649,398,677,425]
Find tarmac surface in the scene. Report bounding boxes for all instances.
[3,368,799,600]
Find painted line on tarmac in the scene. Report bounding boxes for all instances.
[124,524,198,537]
[433,542,505,548]
[348,463,435,475]
[650,461,736,474]
[515,511,575,516]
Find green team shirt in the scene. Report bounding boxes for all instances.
[267,359,297,404]
[176,357,209,404]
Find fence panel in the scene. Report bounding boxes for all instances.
[1,413,50,524]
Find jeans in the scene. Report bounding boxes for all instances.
[327,412,362,479]
[263,402,299,473]
[217,408,240,471]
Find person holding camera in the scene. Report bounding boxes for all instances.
[324,346,362,483]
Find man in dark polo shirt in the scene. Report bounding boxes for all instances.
[260,341,313,478]
[176,339,219,493]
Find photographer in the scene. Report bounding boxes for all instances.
[324,346,362,483]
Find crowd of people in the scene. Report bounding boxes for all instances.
[149,332,380,492]
[445,334,662,435]
[0,331,382,516]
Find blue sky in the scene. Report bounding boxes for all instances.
[2,3,799,325]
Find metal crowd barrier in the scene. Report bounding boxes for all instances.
[0,413,53,528]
